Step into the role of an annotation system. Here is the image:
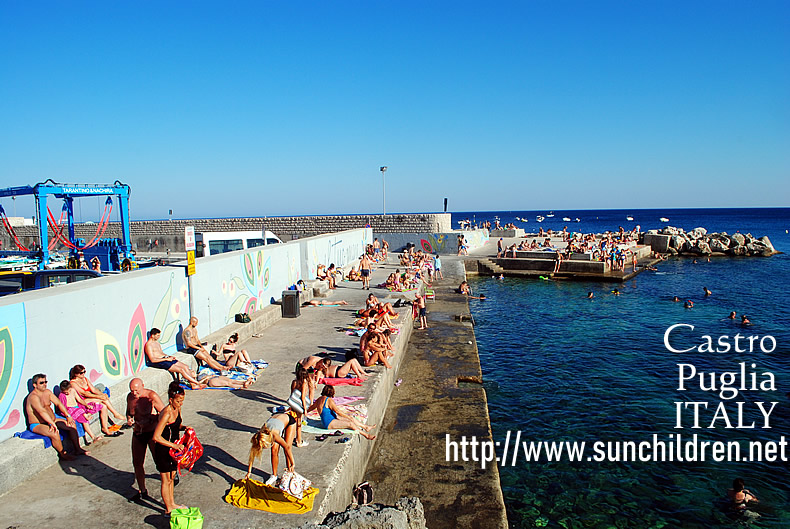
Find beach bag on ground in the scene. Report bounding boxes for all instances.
[352,481,374,505]
[277,470,312,500]
[287,389,305,414]
[169,506,203,529]
[235,312,251,323]
[169,427,204,475]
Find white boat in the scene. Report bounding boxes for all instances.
[546,212,555,217]
[626,216,634,221]
[574,218,581,222]
[562,217,571,222]
[660,217,670,222]
[536,216,545,223]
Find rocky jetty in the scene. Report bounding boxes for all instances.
[645,226,778,257]
[299,497,427,529]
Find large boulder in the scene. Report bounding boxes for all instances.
[730,245,748,256]
[760,236,776,254]
[709,238,729,253]
[662,226,680,236]
[689,227,707,239]
[691,241,712,255]
[730,233,746,247]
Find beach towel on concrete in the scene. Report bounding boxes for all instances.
[224,478,318,513]
[319,377,363,386]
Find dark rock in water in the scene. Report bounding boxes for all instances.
[667,247,678,255]
[731,246,748,256]
[301,497,427,529]
[691,241,712,255]
[760,236,775,253]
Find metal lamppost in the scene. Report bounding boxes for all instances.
[380,166,387,215]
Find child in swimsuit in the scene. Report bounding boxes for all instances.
[58,380,102,443]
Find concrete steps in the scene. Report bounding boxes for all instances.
[478,258,504,275]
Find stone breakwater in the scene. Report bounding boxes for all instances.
[644,227,778,257]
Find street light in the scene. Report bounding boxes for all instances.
[380,166,387,215]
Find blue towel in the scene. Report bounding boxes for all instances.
[14,429,55,449]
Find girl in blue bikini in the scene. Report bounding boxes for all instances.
[307,386,376,440]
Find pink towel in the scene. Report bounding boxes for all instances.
[319,377,363,386]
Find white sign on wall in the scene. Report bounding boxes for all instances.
[185,226,196,252]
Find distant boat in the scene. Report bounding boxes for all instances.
[546,212,555,217]
[660,217,670,222]
[626,216,634,221]
[536,216,545,223]
[575,218,581,222]
[562,217,571,222]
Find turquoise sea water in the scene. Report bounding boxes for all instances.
[462,208,790,528]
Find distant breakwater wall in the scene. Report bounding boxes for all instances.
[643,226,778,257]
[2,213,451,252]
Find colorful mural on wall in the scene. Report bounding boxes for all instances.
[0,269,188,443]
[0,304,26,431]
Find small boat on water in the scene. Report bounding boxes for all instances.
[575,218,581,222]
[536,216,545,223]
[562,217,571,222]
[626,216,634,221]
[660,217,670,222]
[546,212,555,217]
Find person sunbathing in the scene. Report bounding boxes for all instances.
[69,364,127,436]
[315,353,368,380]
[144,329,206,389]
[196,370,254,389]
[58,380,102,443]
[215,333,254,371]
[307,386,376,440]
[347,267,361,281]
[359,324,393,368]
[302,299,349,307]
[26,373,88,460]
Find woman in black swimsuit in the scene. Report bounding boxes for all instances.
[152,381,187,515]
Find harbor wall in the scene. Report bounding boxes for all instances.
[378,229,489,254]
[2,213,450,252]
[0,228,369,444]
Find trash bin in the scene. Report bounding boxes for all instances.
[282,290,301,318]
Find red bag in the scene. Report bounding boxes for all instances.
[169,427,203,475]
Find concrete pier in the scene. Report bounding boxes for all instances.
[0,261,418,527]
[364,258,508,528]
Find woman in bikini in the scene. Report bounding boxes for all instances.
[315,353,368,380]
[152,381,188,515]
[215,333,253,370]
[307,386,376,440]
[244,412,297,485]
[69,364,125,437]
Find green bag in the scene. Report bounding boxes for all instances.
[170,507,203,529]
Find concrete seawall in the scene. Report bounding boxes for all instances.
[3,213,451,252]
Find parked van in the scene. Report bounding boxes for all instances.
[195,231,283,257]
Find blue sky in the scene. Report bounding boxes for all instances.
[1,1,788,220]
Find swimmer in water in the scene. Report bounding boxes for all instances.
[727,478,758,511]
[703,287,712,296]
[498,274,504,280]
[612,289,620,296]
[684,300,694,308]
[672,296,680,302]
[728,311,737,319]
[587,292,594,299]
[741,315,751,325]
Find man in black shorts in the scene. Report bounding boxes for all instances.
[359,254,372,290]
[144,328,205,388]
[126,377,165,501]
[182,317,226,371]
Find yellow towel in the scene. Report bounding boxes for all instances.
[224,478,319,513]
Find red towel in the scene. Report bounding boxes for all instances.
[319,377,363,386]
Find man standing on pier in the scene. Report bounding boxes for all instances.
[359,254,372,290]
[126,378,165,502]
